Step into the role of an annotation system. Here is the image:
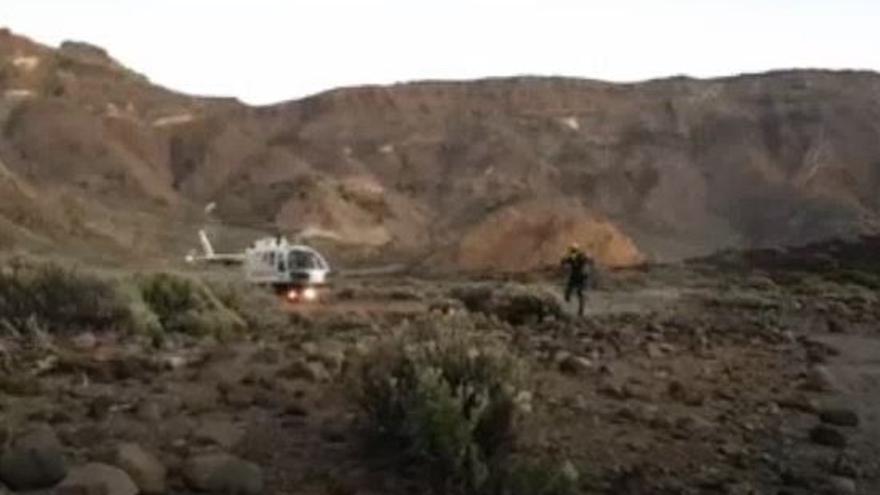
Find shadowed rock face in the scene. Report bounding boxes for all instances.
[1,28,880,269]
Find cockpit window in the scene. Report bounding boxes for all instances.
[289,250,320,270]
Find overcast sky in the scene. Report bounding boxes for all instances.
[2,0,879,105]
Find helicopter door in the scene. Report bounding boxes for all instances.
[276,252,287,273]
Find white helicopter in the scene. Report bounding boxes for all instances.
[185,204,334,302]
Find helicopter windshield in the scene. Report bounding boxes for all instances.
[288,249,322,270]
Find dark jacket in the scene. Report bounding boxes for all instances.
[561,250,591,284]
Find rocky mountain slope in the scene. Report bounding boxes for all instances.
[2,27,880,269]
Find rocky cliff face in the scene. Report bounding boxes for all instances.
[2,28,880,269]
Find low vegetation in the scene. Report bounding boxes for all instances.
[0,257,132,334]
[205,276,290,332]
[136,272,245,337]
[354,327,578,495]
[449,283,566,326]
[0,256,286,338]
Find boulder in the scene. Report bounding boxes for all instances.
[803,365,838,392]
[0,424,67,490]
[827,476,857,495]
[184,453,263,495]
[71,332,99,350]
[115,443,167,495]
[192,420,245,449]
[810,425,847,448]
[559,355,593,375]
[56,463,138,495]
[819,408,859,427]
[135,400,163,422]
[278,359,330,383]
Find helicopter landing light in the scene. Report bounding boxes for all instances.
[302,287,318,301]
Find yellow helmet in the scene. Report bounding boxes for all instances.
[568,242,580,252]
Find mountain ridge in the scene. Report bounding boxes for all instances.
[2,28,880,270]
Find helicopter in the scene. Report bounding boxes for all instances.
[184,202,413,302]
[184,203,335,302]
[186,228,332,302]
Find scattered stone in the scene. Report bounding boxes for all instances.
[107,416,153,444]
[667,380,703,405]
[252,389,280,409]
[56,463,138,495]
[180,385,219,414]
[159,416,194,444]
[223,386,256,408]
[299,341,319,356]
[87,394,116,420]
[598,381,630,400]
[646,322,664,333]
[115,443,167,495]
[71,332,98,350]
[320,422,347,444]
[614,406,640,423]
[777,395,818,413]
[780,468,816,488]
[278,359,330,383]
[184,453,263,495]
[676,414,715,436]
[136,400,163,422]
[826,476,857,495]
[249,347,281,365]
[553,350,572,365]
[831,453,862,478]
[0,424,67,490]
[58,423,107,449]
[718,443,746,462]
[810,425,847,448]
[193,420,245,449]
[804,365,838,392]
[645,342,664,359]
[283,400,309,417]
[819,408,859,427]
[668,380,685,398]
[802,339,841,364]
[559,355,592,375]
[315,345,346,373]
[827,318,847,334]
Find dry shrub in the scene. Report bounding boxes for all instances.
[354,327,577,495]
[204,276,289,332]
[450,283,566,325]
[137,272,245,337]
[0,257,131,334]
[0,257,284,340]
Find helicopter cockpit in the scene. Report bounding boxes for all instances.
[243,236,330,290]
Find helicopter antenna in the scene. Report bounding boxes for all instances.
[198,229,215,257]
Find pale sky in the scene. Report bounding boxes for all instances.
[2,0,879,105]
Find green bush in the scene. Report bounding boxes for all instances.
[0,257,132,334]
[355,328,558,495]
[204,277,288,332]
[0,258,277,340]
[137,272,245,336]
[450,283,566,326]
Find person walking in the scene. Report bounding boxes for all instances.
[561,243,593,317]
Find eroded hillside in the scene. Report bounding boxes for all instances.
[2,27,880,269]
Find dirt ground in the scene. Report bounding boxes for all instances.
[2,246,880,494]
